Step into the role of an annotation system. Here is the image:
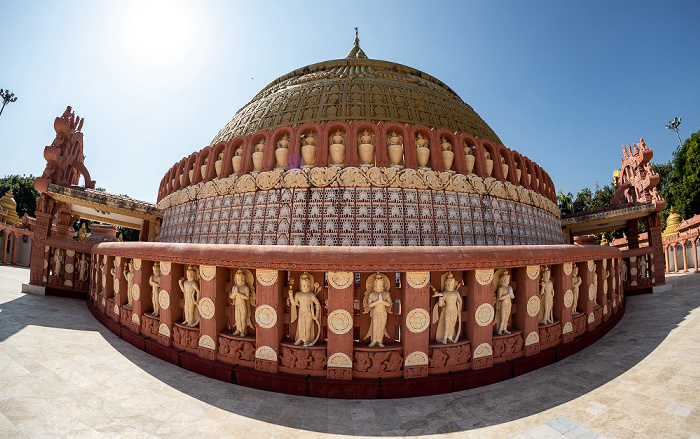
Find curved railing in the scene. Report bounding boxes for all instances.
[86,242,624,398]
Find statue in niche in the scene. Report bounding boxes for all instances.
[52,249,64,277]
[78,253,89,281]
[110,262,120,296]
[432,272,463,344]
[230,269,256,337]
[149,262,161,316]
[125,260,135,306]
[288,272,322,346]
[639,258,648,279]
[539,266,554,324]
[77,223,88,242]
[179,266,200,327]
[493,269,515,335]
[621,259,628,282]
[363,273,393,348]
[593,271,599,307]
[572,265,582,315]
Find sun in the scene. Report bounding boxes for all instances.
[123,1,195,67]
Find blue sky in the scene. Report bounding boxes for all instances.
[1,0,698,204]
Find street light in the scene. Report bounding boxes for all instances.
[0,89,18,117]
[665,117,682,148]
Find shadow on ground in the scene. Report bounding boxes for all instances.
[1,266,698,436]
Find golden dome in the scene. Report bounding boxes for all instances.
[210,41,501,146]
[662,207,682,238]
[0,189,22,226]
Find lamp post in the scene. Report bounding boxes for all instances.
[0,89,17,117]
[665,117,682,148]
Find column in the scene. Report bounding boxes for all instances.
[583,261,597,332]
[1,231,7,264]
[112,257,127,323]
[401,272,431,378]
[254,269,284,373]
[596,260,609,322]
[682,241,689,273]
[64,250,76,290]
[101,256,114,312]
[197,265,228,361]
[130,259,152,334]
[514,265,542,356]
[326,271,355,380]
[29,212,52,286]
[665,246,670,274]
[11,234,18,264]
[693,240,698,272]
[157,261,184,347]
[553,263,574,343]
[465,269,494,369]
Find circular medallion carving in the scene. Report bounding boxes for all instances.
[603,281,608,294]
[405,308,430,333]
[65,264,74,274]
[527,295,541,317]
[256,269,278,286]
[406,272,430,289]
[588,312,595,323]
[158,323,170,337]
[327,352,352,368]
[613,299,617,307]
[526,265,540,280]
[159,261,171,275]
[525,331,539,346]
[255,304,277,328]
[133,259,141,270]
[66,250,75,257]
[603,259,607,268]
[630,267,637,276]
[159,290,170,310]
[132,284,140,301]
[475,303,495,326]
[563,262,573,275]
[404,351,429,367]
[199,335,216,350]
[199,265,216,282]
[563,322,573,334]
[475,269,494,285]
[198,297,215,320]
[474,343,493,358]
[328,272,354,290]
[328,309,353,334]
[588,260,595,272]
[564,289,574,308]
[588,284,596,301]
[131,313,140,325]
[255,345,277,361]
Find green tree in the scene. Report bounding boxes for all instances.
[663,128,700,223]
[557,190,574,215]
[117,194,140,241]
[0,175,40,217]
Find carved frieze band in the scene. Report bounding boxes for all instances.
[405,308,430,333]
[475,269,494,285]
[475,303,495,326]
[327,352,352,368]
[328,309,353,335]
[404,351,429,367]
[328,272,353,290]
[474,343,493,358]
[198,297,215,320]
[199,265,216,282]
[255,305,277,328]
[406,272,430,289]
[255,346,277,361]
[256,269,278,286]
[159,166,561,218]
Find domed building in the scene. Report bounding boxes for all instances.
[30,37,625,398]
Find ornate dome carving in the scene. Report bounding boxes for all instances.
[210,45,501,145]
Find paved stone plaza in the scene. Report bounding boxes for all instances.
[0,264,698,438]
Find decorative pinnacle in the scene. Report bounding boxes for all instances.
[345,27,367,59]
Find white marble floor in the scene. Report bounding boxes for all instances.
[0,265,699,438]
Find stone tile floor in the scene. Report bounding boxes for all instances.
[0,264,698,438]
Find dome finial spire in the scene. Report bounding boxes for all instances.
[345,27,367,59]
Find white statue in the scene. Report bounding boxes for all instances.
[572,265,582,315]
[288,272,322,346]
[230,269,256,337]
[179,266,200,327]
[493,269,515,335]
[539,266,554,324]
[52,249,64,277]
[363,273,393,348]
[110,262,120,296]
[432,272,462,344]
[77,253,89,281]
[149,262,161,316]
[125,260,135,306]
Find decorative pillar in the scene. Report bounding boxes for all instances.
[647,212,665,284]
[596,260,609,322]
[401,271,431,378]
[157,261,184,347]
[29,212,52,286]
[584,261,597,332]
[465,269,494,369]
[665,246,670,274]
[553,263,574,343]
[514,265,542,356]
[197,265,227,361]
[254,269,284,373]
[682,241,689,273]
[130,259,151,334]
[112,257,127,323]
[64,250,76,290]
[11,234,18,264]
[326,271,355,380]
[693,240,699,272]
[1,231,7,264]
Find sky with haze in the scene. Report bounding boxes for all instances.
[1,0,698,204]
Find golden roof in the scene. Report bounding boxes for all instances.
[210,39,501,146]
[662,207,681,238]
